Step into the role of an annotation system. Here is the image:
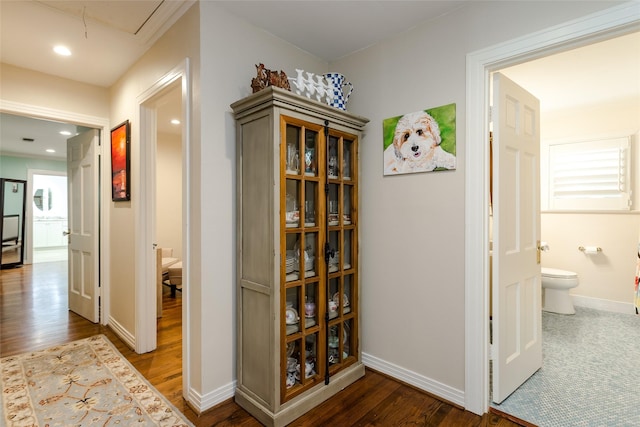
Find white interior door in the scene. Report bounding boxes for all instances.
[492,72,541,404]
[67,129,100,323]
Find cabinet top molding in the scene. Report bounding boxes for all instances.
[231,86,369,130]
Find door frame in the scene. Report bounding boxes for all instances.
[464,3,639,415]
[0,100,111,326]
[136,59,191,396]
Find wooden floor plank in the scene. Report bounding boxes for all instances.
[354,386,455,427]
[289,371,400,426]
[0,262,525,426]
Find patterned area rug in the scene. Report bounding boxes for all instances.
[1,335,193,426]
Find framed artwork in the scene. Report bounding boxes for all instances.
[111,120,130,201]
[382,103,456,175]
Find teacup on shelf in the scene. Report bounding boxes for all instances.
[286,371,296,388]
[333,292,349,307]
[287,357,297,372]
[285,210,299,227]
[304,301,316,317]
[285,307,299,325]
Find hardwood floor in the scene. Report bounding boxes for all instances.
[0,262,523,426]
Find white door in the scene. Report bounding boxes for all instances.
[492,72,542,404]
[67,129,100,323]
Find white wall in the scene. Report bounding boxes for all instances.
[330,0,624,398]
[539,97,640,310]
[542,214,638,303]
[157,132,182,259]
[107,0,200,379]
[197,1,328,402]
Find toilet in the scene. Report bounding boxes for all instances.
[541,267,579,314]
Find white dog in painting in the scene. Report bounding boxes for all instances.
[384,111,456,175]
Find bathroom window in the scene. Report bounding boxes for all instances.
[548,135,632,211]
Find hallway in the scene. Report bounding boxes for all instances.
[0,263,521,426]
[0,262,193,420]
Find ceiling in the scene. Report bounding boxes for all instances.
[0,0,193,88]
[213,1,469,63]
[500,31,640,113]
[1,1,469,88]
[0,1,638,160]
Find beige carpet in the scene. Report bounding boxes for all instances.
[1,335,193,426]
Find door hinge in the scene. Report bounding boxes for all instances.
[489,344,495,360]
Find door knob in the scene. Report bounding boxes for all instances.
[62,230,71,236]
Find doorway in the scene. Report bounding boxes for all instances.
[29,171,68,264]
[0,106,111,327]
[136,59,191,398]
[464,3,639,415]
[487,34,639,425]
[154,83,184,314]
[490,26,638,388]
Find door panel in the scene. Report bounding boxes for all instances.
[492,73,541,404]
[67,129,99,323]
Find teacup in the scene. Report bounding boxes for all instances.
[305,301,316,317]
[286,372,296,388]
[295,361,315,379]
[287,357,297,372]
[305,361,314,377]
[328,300,338,313]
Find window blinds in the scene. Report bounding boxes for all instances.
[549,136,631,211]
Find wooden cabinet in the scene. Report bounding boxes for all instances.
[232,87,368,427]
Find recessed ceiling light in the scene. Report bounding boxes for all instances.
[46,149,56,153]
[53,45,72,56]
[60,131,72,136]
[171,119,181,125]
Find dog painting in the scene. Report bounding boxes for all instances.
[383,104,456,175]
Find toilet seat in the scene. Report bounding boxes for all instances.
[542,267,577,279]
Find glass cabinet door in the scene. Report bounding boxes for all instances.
[282,118,324,400]
[281,117,358,401]
[326,133,358,375]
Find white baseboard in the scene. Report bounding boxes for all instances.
[108,316,136,350]
[572,295,635,314]
[185,356,465,414]
[187,380,236,414]
[362,352,464,407]
[107,312,235,415]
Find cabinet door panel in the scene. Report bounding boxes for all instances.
[241,116,273,285]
